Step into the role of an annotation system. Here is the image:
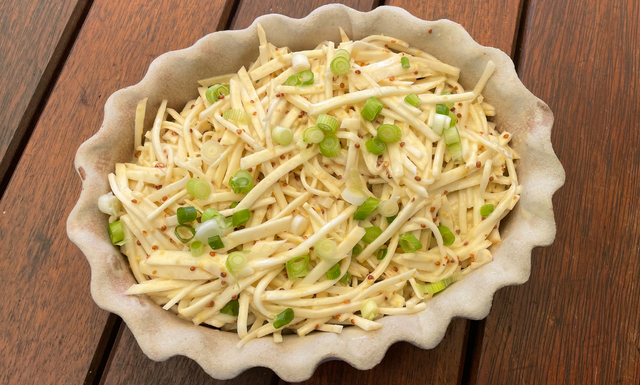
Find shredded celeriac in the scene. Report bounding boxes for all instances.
[100,25,522,346]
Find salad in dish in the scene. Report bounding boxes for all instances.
[99,25,521,346]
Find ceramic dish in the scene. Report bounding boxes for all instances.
[67,4,565,381]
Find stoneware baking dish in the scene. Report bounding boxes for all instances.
[67,4,565,381]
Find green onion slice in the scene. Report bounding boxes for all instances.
[326,263,341,280]
[352,243,363,256]
[222,109,250,124]
[377,124,402,143]
[435,104,449,115]
[480,204,495,217]
[449,111,458,127]
[186,178,210,199]
[330,56,350,75]
[286,255,309,279]
[303,126,325,144]
[319,135,341,158]
[438,225,455,246]
[404,93,421,107]
[230,201,239,209]
[421,277,453,295]
[226,251,248,280]
[208,235,225,250]
[201,140,224,164]
[232,209,251,227]
[230,170,254,194]
[362,226,383,244]
[316,114,339,133]
[108,220,126,246]
[272,126,293,146]
[354,197,381,220]
[365,136,386,155]
[377,247,388,261]
[401,56,410,68]
[284,75,300,86]
[315,238,337,260]
[220,298,239,316]
[340,271,352,285]
[447,142,463,163]
[443,126,461,145]
[399,233,422,253]
[273,308,294,329]
[177,206,197,224]
[297,70,314,85]
[386,214,398,224]
[190,241,204,257]
[201,208,223,223]
[361,299,379,320]
[333,49,351,60]
[175,224,196,243]
[361,97,383,121]
[205,84,229,104]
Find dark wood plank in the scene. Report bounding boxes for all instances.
[288,319,469,385]
[386,0,523,57]
[0,1,235,384]
[475,0,640,384]
[231,0,380,30]
[0,0,91,188]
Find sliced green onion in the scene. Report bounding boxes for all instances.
[441,91,454,108]
[297,70,314,85]
[319,135,341,158]
[377,248,388,261]
[340,271,352,285]
[230,170,254,194]
[438,225,455,246]
[201,208,222,223]
[352,243,363,256]
[401,57,410,68]
[222,109,250,124]
[205,84,229,104]
[362,226,383,243]
[226,251,248,280]
[207,235,224,250]
[330,56,350,75]
[177,206,197,224]
[272,126,293,146]
[315,238,337,260]
[284,75,300,86]
[232,209,251,227]
[174,224,196,243]
[316,114,339,133]
[286,255,309,279]
[190,241,204,257]
[432,113,451,136]
[447,142,463,162]
[365,136,386,155]
[449,112,458,127]
[404,93,421,107]
[108,220,126,245]
[333,49,351,60]
[378,200,399,217]
[399,233,422,253]
[326,263,341,280]
[273,308,294,329]
[443,126,461,145]
[201,140,224,164]
[186,178,210,199]
[435,104,449,115]
[386,214,398,224]
[421,277,453,295]
[377,124,402,143]
[354,197,381,220]
[361,299,379,320]
[303,126,324,144]
[361,97,383,121]
[230,201,239,209]
[480,204,495,217]
[220,298,239,316]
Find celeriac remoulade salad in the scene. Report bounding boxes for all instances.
[99,25,522,346]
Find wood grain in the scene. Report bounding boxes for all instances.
[0,0,90,188]
[386,0,524,56]
[475,0,640,383]
[0,1,234,384]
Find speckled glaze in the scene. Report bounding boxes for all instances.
[67,4,565,381]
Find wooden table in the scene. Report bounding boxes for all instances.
[1,0,638,383]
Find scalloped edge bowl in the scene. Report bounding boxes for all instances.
[67,4,565,381]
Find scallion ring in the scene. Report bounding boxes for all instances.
[365,136,386,155]
[352,243,363,256]
[286,255,309,279]
[226,251,248,280]
[401,56,410,68]
[223,109,250,124]
[174,224,196,243]
[438,225,455,247]
[284,75,301,86]
[354,197,381,220]
[303,126,324,144]
[207,235,225,250]
[273,308,294,329]
[108,220,126,246]
[190,241,204,257]
[272,126,293,146]
[362,226,383,244]
[316,114,339,133]
[319,135,341,158]
[205,84,229,104]
[230,170,254,194]
[314,238,337,260]
[186,178,211,199]
[325,263,341,280]
[361,97,383,121]
[330,56,350,75]
[296,70,314,85]
[361,299,379,320]
[480,204,495,217]
[376,247,388,261]
[232,209,251,227]
[399,233,422,253]
[377,124,402,143]
[435,104,449,115]
[177,206,197,224]
[421,277,453,295]
[404,93,421,107]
